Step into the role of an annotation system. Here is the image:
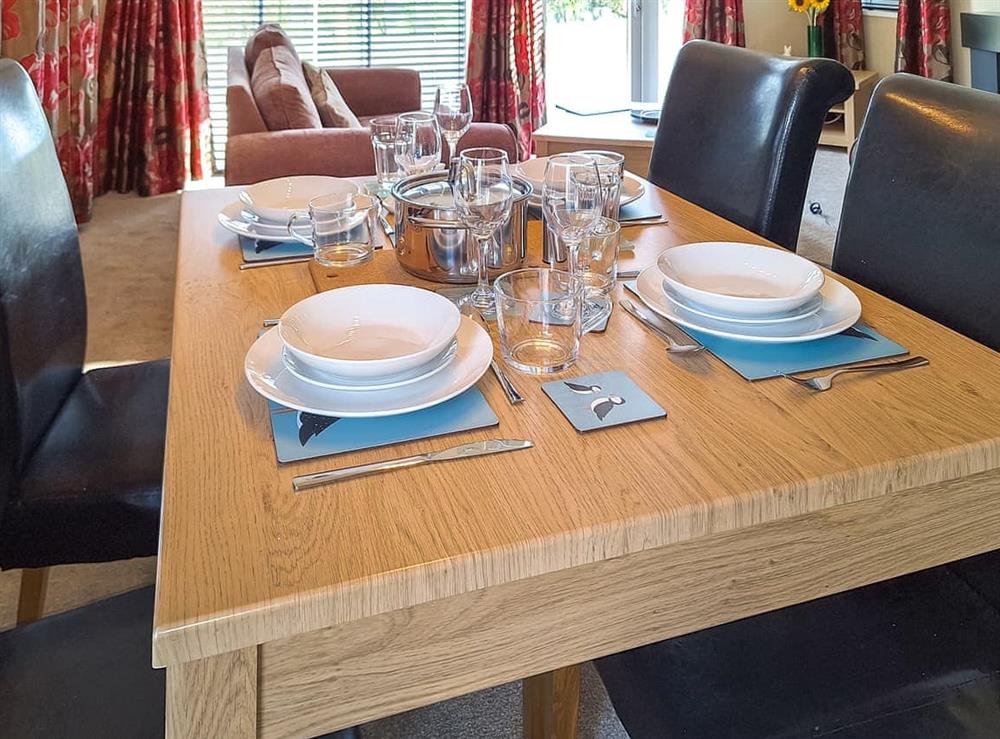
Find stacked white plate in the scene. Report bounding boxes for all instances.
[512,156,646,208]
[245,284,493,416]
[634,242,862,343]
[218,175,359,242]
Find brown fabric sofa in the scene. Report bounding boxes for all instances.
[225,45,518,186]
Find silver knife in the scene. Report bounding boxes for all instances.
[378,209,396,248]
[292,438,533,491]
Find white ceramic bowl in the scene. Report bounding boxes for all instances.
[656,242,824,317]
[278,284,461,379]
[239,176,358,223]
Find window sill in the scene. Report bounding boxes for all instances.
[862,8,898,19]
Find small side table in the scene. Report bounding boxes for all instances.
[820,69,880,151]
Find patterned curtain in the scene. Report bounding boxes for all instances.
[683,0,745,46]
[96,0,210,197]
[1,0,101,222]
[821,0,865,70]
[466,0,545,159]
[895,0,952,81]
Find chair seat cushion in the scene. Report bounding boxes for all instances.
[949,549,1000,612]
[0,586,164,737]
[596,566,1000,739]
[0,359,168,568]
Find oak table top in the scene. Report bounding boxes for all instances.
[156,183,1000,738]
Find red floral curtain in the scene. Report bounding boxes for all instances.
[2,0,101,221]
[466,0,545,159]
[96,0,210,196]
[895,0,952,81]
[683,0,745,46]
[821,0,865,69]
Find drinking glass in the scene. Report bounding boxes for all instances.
[287,194,377,267]
[394,112,442,176]
[449,147,514,311]
[369,116,402,197]
[493,268,611,374]
[574,150,625,220]
[434,83,473,159]
[541,154,604,277]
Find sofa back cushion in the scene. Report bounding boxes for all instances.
[251,46,322,131]
[302,62,362,129]
[244,23,298,71]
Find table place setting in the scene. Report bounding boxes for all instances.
[620,240,926,386]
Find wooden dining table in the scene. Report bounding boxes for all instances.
[156,180,1000,739]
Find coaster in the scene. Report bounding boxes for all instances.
[618,202,661,222]
[268,386,499,463]
[542,370,666,432]
[239,235,312,264]
[623,280,908,380]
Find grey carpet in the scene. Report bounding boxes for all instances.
[70,150,849,739]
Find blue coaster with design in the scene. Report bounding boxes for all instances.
[240,235,313,263]
[623,280,908,380]
[267,387,499,463]
[542,370,666,432]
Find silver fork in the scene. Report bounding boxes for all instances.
[619,298,704,354]
[783,355,929,392]
[459,303,525,405]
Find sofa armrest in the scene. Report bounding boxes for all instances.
[225,129,376,185]
[227,46,267,135]
[325,68,421,117]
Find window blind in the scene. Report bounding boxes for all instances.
[202,0,469,171]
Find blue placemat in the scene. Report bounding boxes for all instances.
[623,280,908,380]
[267,386,499,463]
[240,235,312,263]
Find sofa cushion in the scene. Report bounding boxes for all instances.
[303,62,362,129]
[251,47,321,131]
[244,23,298,71]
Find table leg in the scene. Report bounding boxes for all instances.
[166,646,258,738]
[523,664,581,739]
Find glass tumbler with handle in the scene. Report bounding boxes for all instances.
[541,154,604,277]
[434,83,473,160]
[449,147,514,311]
[394,111,442,176]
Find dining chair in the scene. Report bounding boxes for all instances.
[648,40,854,251]
[596,74,1000,739]
[0,58,168,621]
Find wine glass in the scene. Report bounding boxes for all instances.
[394,112,442,175]
[449,147,514,311]
[434,83,473,159]
[541,154,604,277]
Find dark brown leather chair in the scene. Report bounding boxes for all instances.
[0,59,167,612]
[649,40,854,251]
[596,74,1000,739]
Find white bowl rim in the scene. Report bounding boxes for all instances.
[656,242,824,306]
[240,176,359,219]
[277,284,461,368]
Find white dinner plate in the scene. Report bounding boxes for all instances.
[218,202,307,242]
[239,176,358,223]
[282,338,459,391]
[245,316,491,416]
[635,266,861,343]
[516,158,645,207]
[657,242,824,317]
[661,281,824,325]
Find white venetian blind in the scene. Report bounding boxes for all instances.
[202,0,469,171]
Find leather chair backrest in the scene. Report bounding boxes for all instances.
[0,59,87,511]
[832,74,1000,351]
[649,40,854,250]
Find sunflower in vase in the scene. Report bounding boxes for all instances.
[789,0,831,57]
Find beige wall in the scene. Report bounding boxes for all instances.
[744,0,1000,87]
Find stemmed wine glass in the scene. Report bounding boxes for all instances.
[394,111,442,175]
[434,83,473,159]
[449,147,514,311]
[541,154,604,276]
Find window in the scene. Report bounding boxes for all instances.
[861,0,898,10]
[202,0,468,170]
